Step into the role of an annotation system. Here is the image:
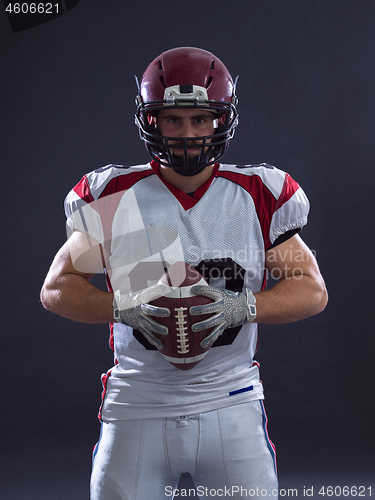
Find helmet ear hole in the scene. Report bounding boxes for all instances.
[147,113,157,127]
[218,113,227,126]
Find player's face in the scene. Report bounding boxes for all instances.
[156,108,218,158]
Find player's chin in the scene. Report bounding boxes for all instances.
[170,148,201,157]
[169,144,212,158]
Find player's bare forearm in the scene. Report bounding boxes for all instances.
[41,231,115,324]
[41,272,115,324]
[254,234,328,324]
[254,272,327,324]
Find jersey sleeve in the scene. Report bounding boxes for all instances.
[64,174,105,244]
[64,163,154,248]
[217,164,310,251]
[267,172,309,247]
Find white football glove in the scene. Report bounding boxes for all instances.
[113,284,171,349]
[190,286,257,348]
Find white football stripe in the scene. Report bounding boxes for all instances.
[161,352,208,364]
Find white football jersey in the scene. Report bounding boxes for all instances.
[65,161,309,421]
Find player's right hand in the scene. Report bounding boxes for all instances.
[113,285,171,349]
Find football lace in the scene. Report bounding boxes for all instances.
[174,306,189,354]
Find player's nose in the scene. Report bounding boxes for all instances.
[179,119,196,138]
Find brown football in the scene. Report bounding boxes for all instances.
[150,261,214,370]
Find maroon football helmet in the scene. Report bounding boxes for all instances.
[135,47,239,176]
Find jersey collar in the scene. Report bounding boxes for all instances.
[150,160,220,210]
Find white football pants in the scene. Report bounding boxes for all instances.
[90,400,278,500]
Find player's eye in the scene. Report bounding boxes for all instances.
[168,117,180,124]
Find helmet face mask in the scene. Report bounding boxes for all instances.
[135,47,238,176]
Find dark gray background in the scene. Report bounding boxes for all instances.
[1,1,374,498]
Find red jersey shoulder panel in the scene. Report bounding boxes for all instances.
[216,164,304,250]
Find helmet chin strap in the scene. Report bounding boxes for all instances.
[167,156,208,176]
[164,148,215,176]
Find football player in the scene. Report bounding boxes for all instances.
[41,47,328,500]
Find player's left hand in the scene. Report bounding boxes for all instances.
[189,286,257,348]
